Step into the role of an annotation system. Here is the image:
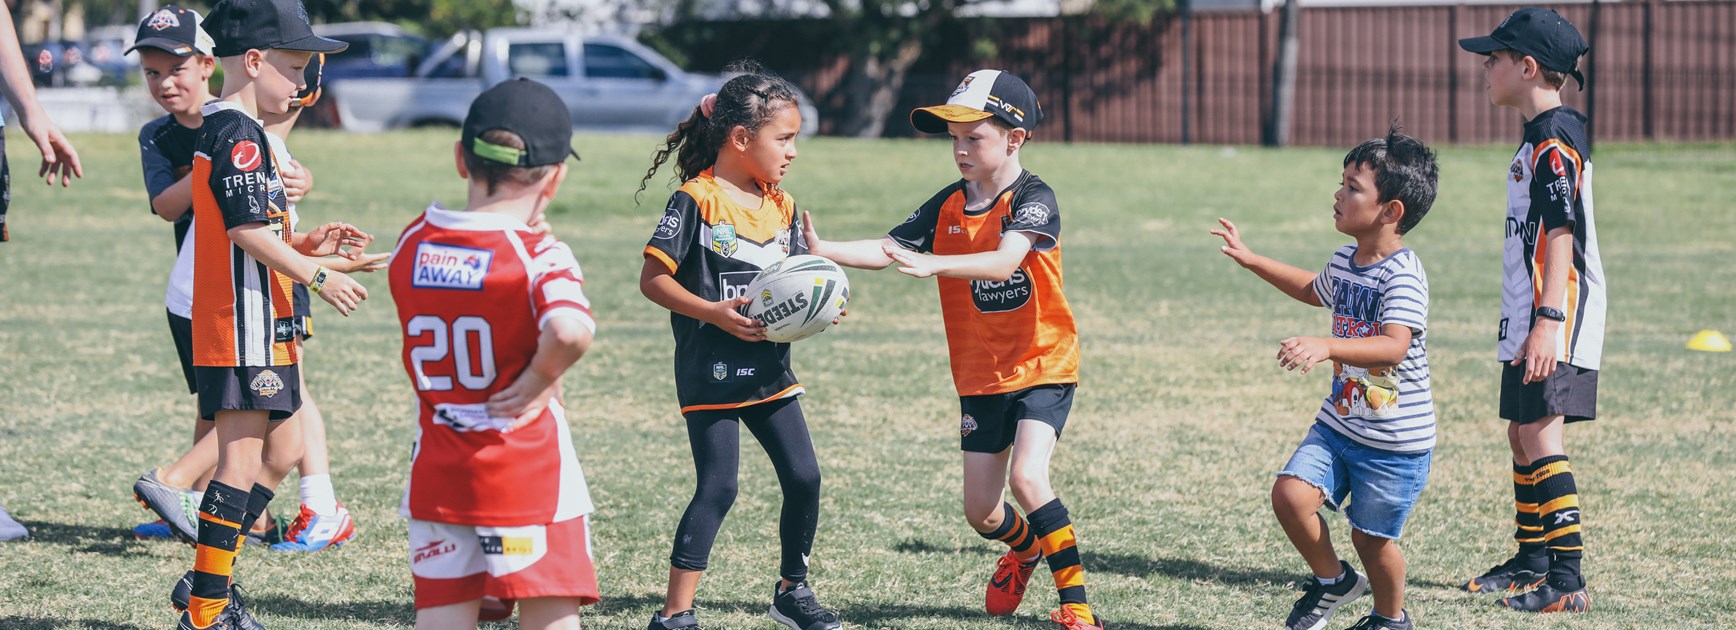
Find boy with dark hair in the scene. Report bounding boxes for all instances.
[1458,8,1604,613]
[1212,127,1441,630]
[171,0,360,627]
[389,77,598,630]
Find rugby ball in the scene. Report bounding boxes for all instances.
[741,255,850,343]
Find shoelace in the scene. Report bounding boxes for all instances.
[993,556,1034,596]
[789,590,836,620]
[1050,607,1095,628]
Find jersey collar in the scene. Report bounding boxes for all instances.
[424,202,533,232]
[199,99,263,126]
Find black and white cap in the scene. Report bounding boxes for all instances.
[462,78,581,167]
[126,6,214,57]
[911,69,1043,135]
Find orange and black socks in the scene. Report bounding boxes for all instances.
[978,502,1039,561]
[1528,455,1585,590]
[1511,461,1549,571]
[187,480,246,628]
[1028,499,1093,624]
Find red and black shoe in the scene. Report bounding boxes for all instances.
[1498,582,1590,613]
[985,550,1040,616]
[1461,556,1546,594]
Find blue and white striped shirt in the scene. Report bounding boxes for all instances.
[1310,246,1435,453]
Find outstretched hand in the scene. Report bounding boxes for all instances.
[882,242,940,278]
[1210,218,1258,268]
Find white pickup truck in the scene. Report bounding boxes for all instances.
[325,28,818,135]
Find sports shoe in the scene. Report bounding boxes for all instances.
[1498,581,1591,613]
[0,504,28,541]
[1283,560,1369,630]
[646,609,703,630]
[986,550,1040,615]
[172,576,264,630]
[768,581,842,630]
[1461,555,1547,594]
[1050,606,1107,629]
[1346,611,1414,629]
[134,470,198,544]
[133,520,177,540]
[269,503,357,552]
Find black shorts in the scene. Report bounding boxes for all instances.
[167,310,197,395]
[195,364,303,422]
[1500,362,1598,424]
[958,383,1075,453]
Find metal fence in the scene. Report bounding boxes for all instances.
[657,0,1736,145]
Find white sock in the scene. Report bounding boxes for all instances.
[1317,568,1346,586]
[299,474,337,515]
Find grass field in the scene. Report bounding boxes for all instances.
[0,130,1732,630]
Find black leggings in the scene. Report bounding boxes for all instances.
[670,397,822,583]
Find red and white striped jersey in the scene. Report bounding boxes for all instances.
[389,204,596,526]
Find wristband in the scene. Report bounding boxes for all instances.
[308,266,329,294]
[1534,306,1566,322]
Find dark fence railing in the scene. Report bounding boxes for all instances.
[651,0,1736,145]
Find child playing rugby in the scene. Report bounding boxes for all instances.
[804,69,1104,629]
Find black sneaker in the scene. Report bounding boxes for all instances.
[769,581,842,630]
[223,584,267,630]
[171,571,264,629]
[1498,581,1590,613]
[647,609,703,629]
[134,470,199,544]
[1283,560,1369,630]
[1346,611,1415,630]
[1461,554,1547,594]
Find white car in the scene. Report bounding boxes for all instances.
[325,29,819,135]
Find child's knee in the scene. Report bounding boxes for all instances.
[1272,476,1325,516]
[1007,466,1050,504]
[963,501,1003,531]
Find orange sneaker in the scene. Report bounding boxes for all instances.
[985,551,1040,615]
[1050,606,1106,629]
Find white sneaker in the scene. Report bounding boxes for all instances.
[0,504,29,541]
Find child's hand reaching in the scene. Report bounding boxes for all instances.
[883,242,941,278]
[800,210,824,258]
[1210,218,1259,268]
[1278,336,1332,373]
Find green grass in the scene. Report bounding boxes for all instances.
[1,130,1733,629]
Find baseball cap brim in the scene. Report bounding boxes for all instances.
[1457,35,1508,55]
[276,34,348,54]
[911,105,996,134]
[126,37,200,56]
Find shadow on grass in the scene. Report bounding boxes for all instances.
[0,617,146,630]
[247,593,410,624]
[21,521,156,556]
[894,538,1297,587]
[593,592,1209,630]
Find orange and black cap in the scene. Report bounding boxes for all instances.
[911,69,1043,135]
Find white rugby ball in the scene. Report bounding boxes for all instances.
[741,255,850,343]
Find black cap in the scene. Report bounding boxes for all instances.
[911,69,1043,135]
[205,0,348,57]
[462,79,580,167]
[126,6,213,57]
[1459,8,1588,88]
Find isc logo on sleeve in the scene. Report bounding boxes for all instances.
[413,242,493,290]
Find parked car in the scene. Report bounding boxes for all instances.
[323,29,819,135]
[311,22,431,81]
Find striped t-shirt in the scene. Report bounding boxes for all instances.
[1310,245,1435,453]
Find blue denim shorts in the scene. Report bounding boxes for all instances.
[1277,423,1432,539]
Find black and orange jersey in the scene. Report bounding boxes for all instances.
[139,113,200,249]
[888,171,1078,396]
[1500,106,1606,370]
[189,101,298,368]
[644,170,808,414]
